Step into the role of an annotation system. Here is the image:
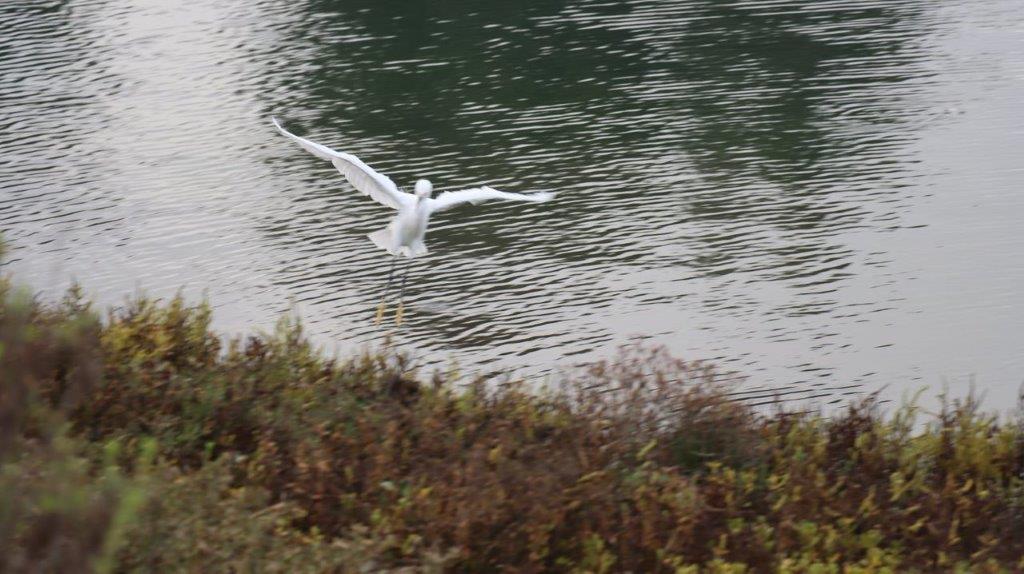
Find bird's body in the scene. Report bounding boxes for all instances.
[370,196,431,257]
[272,117,555,324]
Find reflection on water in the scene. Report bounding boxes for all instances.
[2,0,1023,407]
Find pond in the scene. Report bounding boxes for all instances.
[2,0,1022,407]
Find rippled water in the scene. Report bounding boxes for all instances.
[3,0,1023,406]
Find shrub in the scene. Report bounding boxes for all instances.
[1,277,144,573]
[3,269,1024,572]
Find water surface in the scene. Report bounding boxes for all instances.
[2,0,1023,406]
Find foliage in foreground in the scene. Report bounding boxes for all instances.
[3,274,1024,572]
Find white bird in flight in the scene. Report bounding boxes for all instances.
[272,117,555,325]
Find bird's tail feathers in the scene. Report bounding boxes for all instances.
[368,226,398,255]
[405,240,428,257]
[368,226,428,258]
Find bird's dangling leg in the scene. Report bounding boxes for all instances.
[394,260,411,326]
[375,254,399,325]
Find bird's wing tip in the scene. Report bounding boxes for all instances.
[536,191,556,202]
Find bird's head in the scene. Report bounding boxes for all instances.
[414,179,433,198]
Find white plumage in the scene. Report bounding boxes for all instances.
[272,117,554,257]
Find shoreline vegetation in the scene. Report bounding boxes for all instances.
[3,267,1024,573]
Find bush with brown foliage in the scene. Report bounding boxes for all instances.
[3,268,1024,572]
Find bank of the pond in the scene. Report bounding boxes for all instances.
[3,276,1024,572]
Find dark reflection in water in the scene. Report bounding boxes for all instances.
[2,0,1023,407]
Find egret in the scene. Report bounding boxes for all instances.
[272,117,555,325]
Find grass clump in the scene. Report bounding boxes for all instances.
[3,270,1024,572]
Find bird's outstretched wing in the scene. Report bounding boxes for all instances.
[272,117,414,210]
[426,186,555,214]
